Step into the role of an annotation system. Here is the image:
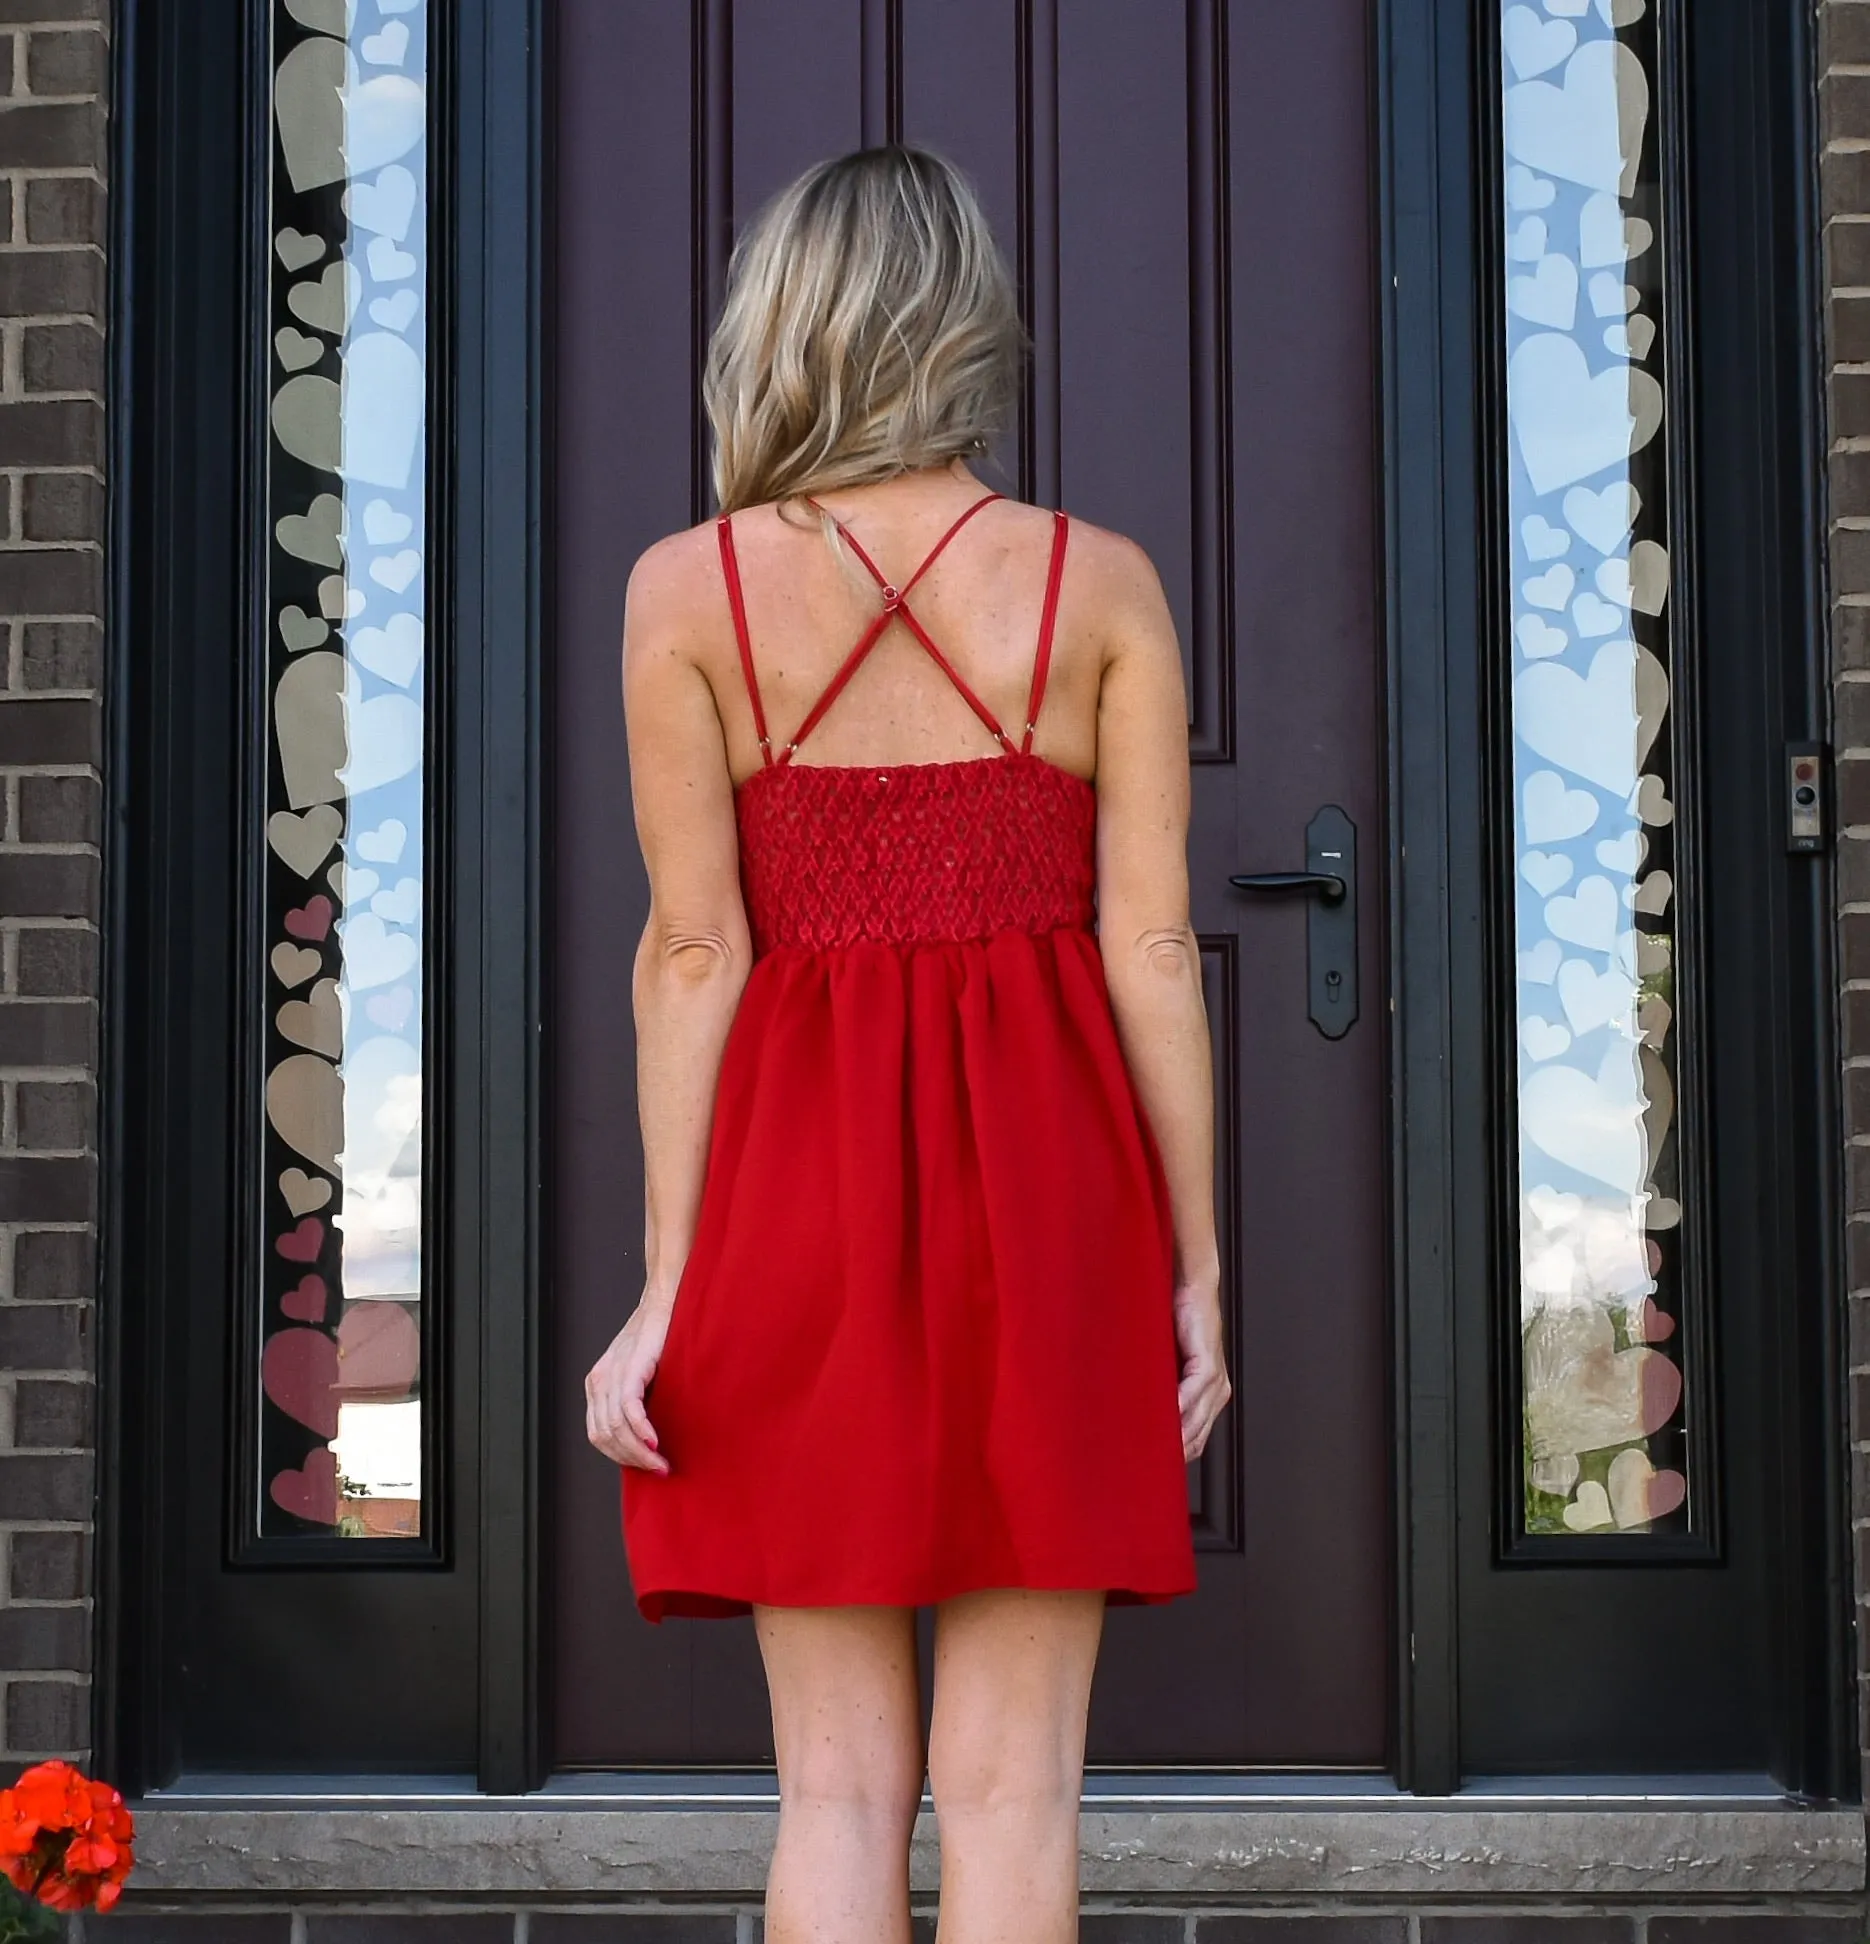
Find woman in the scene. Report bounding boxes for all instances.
[585,145,1229,1944]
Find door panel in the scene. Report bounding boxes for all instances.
[549,0,1389,1768]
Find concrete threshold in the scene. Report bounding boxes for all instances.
[126,1790,1867,1899]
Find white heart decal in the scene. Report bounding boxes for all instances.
[1523,562,1575,611]
[345,164,419,242]
[1506,164,1557,209]
[1503,5,1576,78]
[1508,215,1550,261]
[1522,1039,1646,1189]
[1557,956,1636,1035]
[1504,39,1650,198]
[1572,591,1623,638]
[1517,614,1569,661]
[1578,191,1654,267]
[371,876,421,925]
[1545,874,1621,952]
[1516,638,1667,793]
[1594,828,1645,874]
[1521,1014,1573,1062]
[1508,332,1664,496]
[356,818,408,865]
[1507,254,1579,331]
[1520,938,1563,985]
[366,235,418,284]
[361,21,411,67]
[1562,481,1640,554]
[340,331,424,489]
[1521,514,1571,560]
[363,499,414,545]
[344,72,426,178]
[1588,270,1638,318]
[1523,768,1599,843]
[369,290,420,333]
[350,611,423,688]
[338,676,423,796]
[1522,849,1574,897]
[368,548,422,595]
[336,910,419,991]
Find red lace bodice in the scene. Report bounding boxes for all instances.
[736,751,1096,954]
[719,494,1091,958]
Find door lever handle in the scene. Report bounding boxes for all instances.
[1227,870,1347,907]
[1225,807,1359,1039]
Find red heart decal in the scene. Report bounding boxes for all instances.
[336,1300,420,1400]
[280,1273,327,1322]
[284,894,334,941]
[262,1326,339,1437]
[276,1217,323,1262]
[1644,1465,1688,1522]
[1629,1296,1675,1343]
[269,1446,339,1526]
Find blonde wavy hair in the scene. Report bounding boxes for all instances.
[704,146,1026,516]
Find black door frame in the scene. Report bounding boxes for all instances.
[97,0,1849,1798]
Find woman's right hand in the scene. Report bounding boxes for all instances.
[1173,1275,1231,1464]
[585,1294,676,1474]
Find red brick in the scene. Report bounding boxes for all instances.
[18,619,98,688]
[0,399,99,466]
[4,1679,83,1753]
[0,853,95,917]
[15,1079,89,1150]
[21,322,99,394]
[14,926,95,997]
[13,1377,90,1446]
[0,1154,90,1221]
[0,548,97,615]
[0,696,96,763]
[11,1228,89,1305]
[16,772,97,843]
[9,1528,83,1600]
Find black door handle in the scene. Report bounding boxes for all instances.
[1227,806,1358,1039]
[1227,870,1347,906]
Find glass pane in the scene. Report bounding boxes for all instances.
[258,0,430,1539]
[1499,0,1690,1537]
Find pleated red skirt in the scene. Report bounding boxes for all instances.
[620,752,1198,1621]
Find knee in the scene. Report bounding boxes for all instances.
[778,1736,923,1842]
[926,1722,1080,1836]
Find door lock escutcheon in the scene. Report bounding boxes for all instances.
[1228,805,1358,1039]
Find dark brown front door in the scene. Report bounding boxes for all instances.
[549,1,1389,1769]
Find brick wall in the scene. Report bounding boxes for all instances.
[0,0,104,1777]
[1825,0,1870,1790]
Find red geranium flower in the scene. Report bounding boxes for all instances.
[0,1759,135,1913]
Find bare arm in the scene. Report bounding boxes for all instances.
[1086,533,1230,1459]
[587,532,753,1474]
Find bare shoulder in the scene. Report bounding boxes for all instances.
[1053,512,1175,656]
[619,521,731,680]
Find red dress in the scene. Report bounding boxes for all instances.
[621,493,1198,1620]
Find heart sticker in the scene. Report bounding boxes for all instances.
[1516,640,1668,797]
[287,261,360,338]
[1571,591,1622,638]
[1562,1481,1615,1531]
[1593,829,1645,875]
[371,877,421,926]
[1521,514,1571,561]
[278,976,343,1058]
[356,818,409,865]
[1503,5,1576,79]
[1557,956,1635,1036]
[365,984,416,1032]
[345,163,418,241]
[340,331,424,488]
[1507,254,1579,332]
[366,235,417,283]
[1578,191,1654,268]
[279,1168,332,1217]
[368,290,420,334]
[268,803,343,878]
[1508,331,1663,496]
[336,1301,420,1399]
[1521,849,1574,897]
[278,604,330,653]
[1519,939,1563,985]
[276,1216,325,1263]
[277,491,346,568]
[1506,164,1557,209]
[284,893,335,942]
[363,500,414,546]
[1517,614,1569,661]
[271,373,341,475]
[275,226,326,272]
[273,36,348,196]
[338,680,422,795]
[343,72,426,178]
[266,1053,344,1172]
[351,613,423,687]
[1608,1447,1681,1531]
[1523,768,1599,843]
[1544,874,1621,951]
[275,327,326,374]
[368,549,422,595]
[336,912,419,990]
[1631,775,1673,827]
[271,943,323,990]
[1520,1014,1572,1062]
[1522,562,1575,612]
[270,1446,339,1526]
[361,21,410,67]
[318,574,366,621]
[1562,481,1640,555]
[1504,39,1650,199]
[281,1273,329,1322]
[1587,271,1638,319]
[1508,215,1549,262]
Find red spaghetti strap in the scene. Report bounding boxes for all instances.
[717,515,774,767]
[806,491,1003,599]
[776,610,894,764]
[896,605,1015,751]
[1021,511,1069,755]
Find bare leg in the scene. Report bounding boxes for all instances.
[926,1588,1105,1944]
[755,1603,924,1944]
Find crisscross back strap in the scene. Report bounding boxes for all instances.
[1020,511,1069,755]
[716,513,774,766]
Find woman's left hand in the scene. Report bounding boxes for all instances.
[1173,1277,1232,1463]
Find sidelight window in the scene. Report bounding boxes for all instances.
[1494,0,1705,1544]
[251,0,435,1546]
